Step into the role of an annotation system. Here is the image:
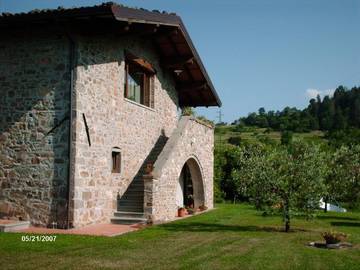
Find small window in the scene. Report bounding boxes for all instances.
[112,149,121,174]
[124,52,155,108]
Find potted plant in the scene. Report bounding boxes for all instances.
[178,207,186,217]
[321,231,347,245]
[186,207,196,215]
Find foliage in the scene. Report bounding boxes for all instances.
[280,130,293,145]
[227,136,242,146]
[231,141,327,231]
[215,121,227,126]
[326,145,360,209]
[325,128,360,148]
[196,115,215,127]
[237,85,360,132]
[181,107,214,127]
[322,230,348,244]
[181,106,195,116]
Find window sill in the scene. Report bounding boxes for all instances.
[124,98,155,112]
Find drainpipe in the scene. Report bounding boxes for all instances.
[64,31,76,229]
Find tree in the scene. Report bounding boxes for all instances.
[319,96,335,130]
[232,141,327,232]
[333,108,347,130]
[327,145,360,209]
[281,130,293,145]
[238,85,360,132]
[258,107,266,116]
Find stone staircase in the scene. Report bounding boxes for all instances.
[111,135,168,225]
[111,211,147,225]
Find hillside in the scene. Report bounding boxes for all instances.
[215,125,325,145]
[235,86,360,133]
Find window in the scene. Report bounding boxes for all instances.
[111,149,121,174]
[124,52,155,108]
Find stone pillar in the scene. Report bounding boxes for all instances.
[143,174,157,223]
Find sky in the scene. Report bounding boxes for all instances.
[1,0,359,123]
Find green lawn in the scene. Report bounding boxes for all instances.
[1,204,359,270]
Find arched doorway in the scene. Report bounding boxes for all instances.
[176,157,205,209]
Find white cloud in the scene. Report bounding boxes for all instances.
[305,88,335,99]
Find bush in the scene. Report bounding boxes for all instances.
[281,130,293,145]
[181,107,195,116]
[228,136,242,146]
[197,115,215,127]
[321,231,347,244]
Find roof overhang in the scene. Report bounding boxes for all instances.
[0,2,222,107]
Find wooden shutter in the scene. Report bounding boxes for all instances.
[124,63,129,98]
[150,75,155,108]
[143,73,150,107]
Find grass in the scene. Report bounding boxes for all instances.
[215,125,325,145]
[1,204,360,270]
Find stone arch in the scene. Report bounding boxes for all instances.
[177,156,205,209]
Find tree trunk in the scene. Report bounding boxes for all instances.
[284,199,290,232]
[324,197,328,213]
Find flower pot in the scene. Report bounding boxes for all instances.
[322,231,347,245]
[178,208,186,217]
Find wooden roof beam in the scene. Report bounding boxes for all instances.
[125,50,156,74]
[162,56,194,69]
[177,82,207,92]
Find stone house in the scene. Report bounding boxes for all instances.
[0,2,221,228]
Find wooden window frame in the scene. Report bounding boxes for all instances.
[124,52,155,108]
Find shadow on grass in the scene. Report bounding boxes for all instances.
[331,221,360,227]
[160,222,308,233]
[317,216,359,221]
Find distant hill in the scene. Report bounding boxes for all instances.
[215,125,325,146]
[232,86,360,133]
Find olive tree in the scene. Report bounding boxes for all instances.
[232,141,327,232]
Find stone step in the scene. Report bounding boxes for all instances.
[119,198,143,203]
[118,202,144,208]
[119,208,144,213]
[118,202,143,207]
[118,200,143,205]
[114,211,145,218]
[111,216,147,225]
[116,137,168,217]
[118,204,144,210]
[122,186,143,191]
[120,192,144,197]
[127,184,144,188]
[119,194,143,199]
[0,221,30,232]
[128,181,144,185]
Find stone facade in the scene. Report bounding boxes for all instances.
[145,116,214,222]
[69,34,180,227]
[0,31,215,228]
[0,31,71,227]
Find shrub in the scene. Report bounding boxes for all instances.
[321,231,347,244]
[181,107,195,116]
[228,136,242,146]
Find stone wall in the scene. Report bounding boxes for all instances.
[0,31,71,227]
[0,30,215,228]
[70,34,179,227]
[146,116,214,222]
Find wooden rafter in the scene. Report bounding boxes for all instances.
[125,51,156,74]
[161,56,194,69]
